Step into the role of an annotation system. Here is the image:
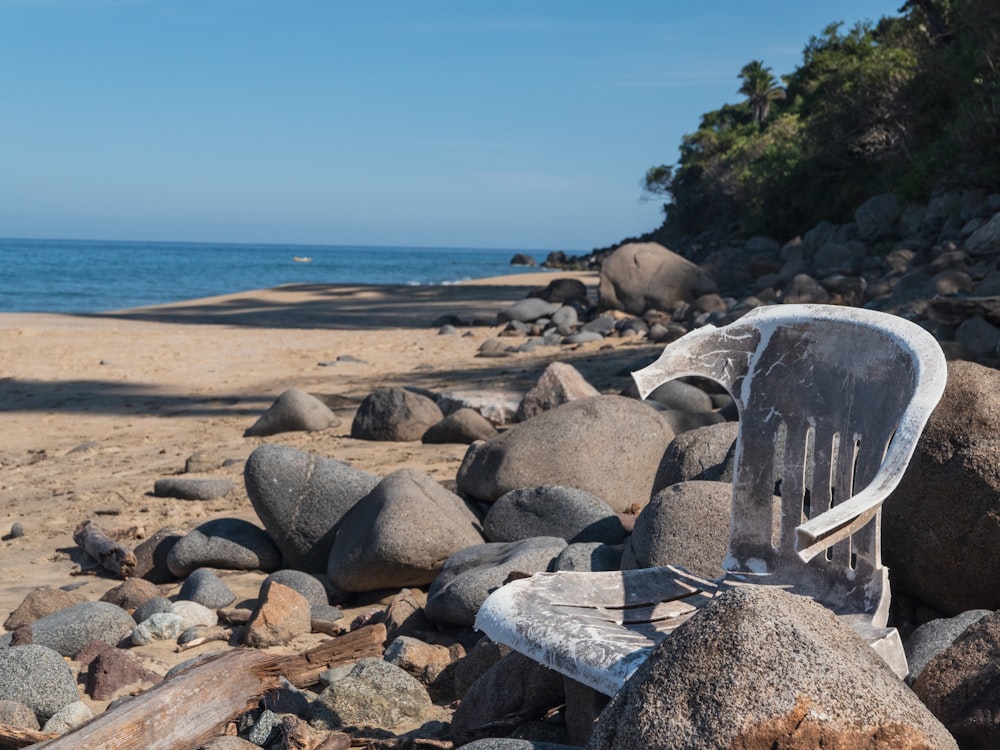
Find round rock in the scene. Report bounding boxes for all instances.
[244,444,381,572]
[327,468,485,592]
[244,387,340,438]
[0,645,79,721]
[351,387,444,442]
[177,568,237,609]
[483,486,624,545]
[166,518,282,577]
[152,477,235,501]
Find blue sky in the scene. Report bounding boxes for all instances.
[2,0,905,251]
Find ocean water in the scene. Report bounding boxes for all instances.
[0,238,551,314]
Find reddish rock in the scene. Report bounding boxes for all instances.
[244,582,310,648]
[4,587,88,630]
[86,648,162,700]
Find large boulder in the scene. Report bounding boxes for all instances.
[244,444,381,573]
[912,610,1000,748]
[588,586,957,749]
[327,469,485,592]
[883,359,1000,614]
[597,242,717,315]
[351,387,444,442]
[456,396,674,513]
[483,486,624,545]
[244,388,340,437]
[621,480,732,580]
[653,422,738,491]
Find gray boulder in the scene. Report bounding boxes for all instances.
[529,277,589,303]
[658,408,727,435]
[653,422,738,491]
[261,569,330,608]
[905,609,991,684]
[424,537,567,626]
[515,362,600,422]
[327,468,485,592]
[883,359,1000,614]
[176,568,237,609]
[351,387,444,442]
[456,396,674,513]
[244,388,340,437]
[643,378,713,413]
[622,480,732,580]
[244,443,380,572]
[598,242,717,315]
[0,601,135,656]
[552,542,623,572]
[497,298,561,324]
[483,486,624,545]
[854,193,900,239]
[436,389,523,427]
[152,477,234,501]
[166,518,281,577]
[589,586,957,749]
[0,645,79,721]
[422,407,498,444]
[451,652,565,746]
[912,610,1000,748]
[308,657,432,732]
[965,211,1000,255]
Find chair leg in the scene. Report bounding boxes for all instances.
[563,676,611,746]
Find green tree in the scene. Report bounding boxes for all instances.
[738,60,786,125]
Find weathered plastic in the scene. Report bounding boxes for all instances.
[475,304,947,694]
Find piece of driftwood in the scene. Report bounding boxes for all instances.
[0,723,59,749]
[281,623,387,688]
[36,648,283,750]
[73,519,137,578]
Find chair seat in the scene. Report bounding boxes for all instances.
[475,564,908,696]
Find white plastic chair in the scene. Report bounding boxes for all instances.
[475,304,947,695]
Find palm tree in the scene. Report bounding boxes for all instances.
[738,60,786,125]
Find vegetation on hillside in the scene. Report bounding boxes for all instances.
[643,0,1000,241]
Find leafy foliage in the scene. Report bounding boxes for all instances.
[652,1,1000,240]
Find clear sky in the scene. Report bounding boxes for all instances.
[2,0,906,251]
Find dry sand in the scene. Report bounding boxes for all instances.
[0,270,660,678]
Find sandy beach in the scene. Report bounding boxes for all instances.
[0,270,657,648]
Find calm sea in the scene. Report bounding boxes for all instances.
[0,238,553,314]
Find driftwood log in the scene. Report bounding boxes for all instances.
[28,624,388,749]
[72,519,137,578]
[0,724,59,749]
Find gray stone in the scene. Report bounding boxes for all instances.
[132,596,173,625]
[854,193,900,239]
[459,738,577,749]
[0,699,40,731]
[658,408,727,435]
[905,609,991,684]
[422,407,498,444]
[955,315,1000,356]
[552,542,623,572]
[589,586,956,749]
[497,298,561,324]
[41,700,93,734]
[549,305,579,334]
[884,359,1000,614]
[152,477,235,501]
[177,568,237,609]
[132,526,184,583]
[515,362,600,422]
[598,242,717,315]
[642,378,713,413]
[622,480,732,580]
[483,486,624,545]
[170,600,217,629]
[654,421,738,491]
[912,610,1000,747]
[456,396,674,513]
[166,518,281,577]
[0,601,134,656]
[351,387,444,442]
[451,652,565,746]
[244,444,380,573]
[308,657,432,731]
[0,645,79,720]
[782,273,831,304]
[562,330,604,344]
[425,537,567,626]
[530,277,589,303]
[244,387,341,437]
[261,569,330,608]
[965,210,1000,255]
[327,468,485,592]
[580,316,615,335]
[131,612,185,645]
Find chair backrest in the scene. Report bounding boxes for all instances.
[632,304,947,621]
